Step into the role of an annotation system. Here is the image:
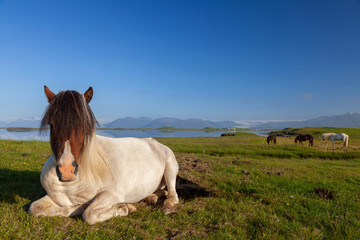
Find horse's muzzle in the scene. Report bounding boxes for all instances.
[56,162,79,182]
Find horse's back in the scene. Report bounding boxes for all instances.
[97,135,174,161]
[330,133,348,140]
[96,135,177,202]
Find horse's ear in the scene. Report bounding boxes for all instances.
[44,85,56,102]
[84,87,93,103]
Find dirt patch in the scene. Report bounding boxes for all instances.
[209,153,224,157]
[265,171,283,176]
[314,188,334,199]
[177,154,211,173]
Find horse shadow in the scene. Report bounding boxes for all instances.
[0,168,45,210]
[175,176,211,200]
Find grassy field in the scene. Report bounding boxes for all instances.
[1,128,360,239]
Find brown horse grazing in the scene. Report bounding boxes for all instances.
[29,86,179,224]
[267,134,276,144]
[295,134,313,147]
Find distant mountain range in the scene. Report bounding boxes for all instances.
[1,112,360,129]
[104,117,153,128]
[104,117,237,129]
[0,117,41,128]
[255,112,360,129]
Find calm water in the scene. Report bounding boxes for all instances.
[0,129,271,141]
[0,129,227,141]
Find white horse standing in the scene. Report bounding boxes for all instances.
[29,86,179,224]
[329,133,349,148]
[322,133,336,140]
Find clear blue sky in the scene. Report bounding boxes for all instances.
[1,0,360,121]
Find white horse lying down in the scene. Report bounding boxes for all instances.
[29,86,179,224]
[329,133,349,148]
[322,133,336,140]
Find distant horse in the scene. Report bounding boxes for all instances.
[295,134,313,147]
[329,133,349,147]
[29,86,179,224]
[267,134,276,144]
[322,133,336,140]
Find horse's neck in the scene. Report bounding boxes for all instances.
[78,134,112,184]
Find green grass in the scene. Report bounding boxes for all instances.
[1,129,360,239]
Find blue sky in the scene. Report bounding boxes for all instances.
[1,0,360,121]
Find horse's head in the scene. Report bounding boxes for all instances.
[41,86,96,182]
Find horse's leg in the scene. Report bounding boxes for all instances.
[144,177,167,205]
[162,156,179,215]
[342,136,349,147]
[29,195,84,217]
[144,189,167,205]
[82,190,136,225]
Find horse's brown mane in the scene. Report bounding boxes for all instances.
[40,90,98,158]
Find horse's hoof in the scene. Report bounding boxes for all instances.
[126,204,137,214]
[113,203,129,217]
[162,207,175,215]
[150,195,159,205]
[144,195,158,205]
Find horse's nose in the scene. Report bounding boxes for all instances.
[56,162,78,182]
